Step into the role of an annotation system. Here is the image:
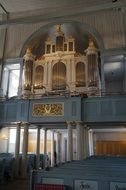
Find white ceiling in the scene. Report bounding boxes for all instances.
[0,0,126,27]
[0,0,125,14]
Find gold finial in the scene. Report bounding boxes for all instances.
[69,35,74,39]
[56,24,61,33]
[88,37,95,48]
[26,47,32,54]
[46,36,52,42]
[85,36,98,53]
[55,24,64,37]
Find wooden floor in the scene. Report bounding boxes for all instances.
[0,179,29,190]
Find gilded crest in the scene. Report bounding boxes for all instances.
[32,103,64,116]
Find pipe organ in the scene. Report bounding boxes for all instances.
[85,39,99,89]
[22,25,100,97]
[23,48,35,93]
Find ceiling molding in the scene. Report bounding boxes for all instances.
[0,3,8,14]
[0,1,126,26]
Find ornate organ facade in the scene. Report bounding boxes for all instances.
[23,25,100,97]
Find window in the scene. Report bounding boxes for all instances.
[69,42,73,51]
[46,44,51,53]
[8,128,16,153]
[2,63,20,98]
[64,43,67,51]
[52,45,55,52]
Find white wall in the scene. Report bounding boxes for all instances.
[95,131,126,141]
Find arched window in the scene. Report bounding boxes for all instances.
[34,65,44,89]
[52,62,66,90]
[76,62,86,87]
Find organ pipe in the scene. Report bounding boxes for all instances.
[55,24,64,51]
[85,39,98,88]
[23,48,35,91]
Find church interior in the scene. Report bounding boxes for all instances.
[0,0,126,190]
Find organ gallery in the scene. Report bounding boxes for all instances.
[23,25,100,97]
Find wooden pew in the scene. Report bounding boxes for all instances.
[0,159,5,184]
[30,156,126,190]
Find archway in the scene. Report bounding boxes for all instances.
[34,65,44,89]
[20,21,104,58]
[52,62,66,90]
[76,62,86,87]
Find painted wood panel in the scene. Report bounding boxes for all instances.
[28,97,81,123]
[83,96,126,123]
[1,96,126,124]
[96,141,126,156]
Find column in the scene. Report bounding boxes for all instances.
[22,123,29,178]
[81,125,84,159]
[15,123,21,176]
[51,130,54,167]
[85,127,90,157]
[43,128,47,154]
[56,132,61,164]
[61,134,65,163]
[71,60,76,91]
[18,58,24,97]
[93,132,97,155]
[36,127,40,169]
[67,122,73,161]
[47,61,52,91]
[83,126,87,159]
[43,62,48,88]
[76,122,82,160]
[66,60,71,87]
[89,129,94,156]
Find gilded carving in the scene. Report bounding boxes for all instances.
[32,103,64,116]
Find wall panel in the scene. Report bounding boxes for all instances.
[83,96,126,123]
[96,141,126,156]
[4,22,45,58]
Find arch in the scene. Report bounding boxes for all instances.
[34,65,44,89]
[20,21,104,90]
[76,62,86,87]
[52,62,66,90]
[20,20,105,57]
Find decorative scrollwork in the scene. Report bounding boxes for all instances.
[32,103,64,116]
